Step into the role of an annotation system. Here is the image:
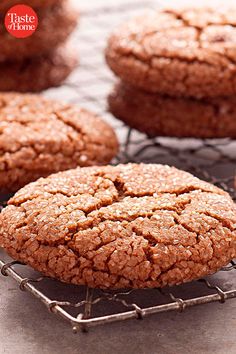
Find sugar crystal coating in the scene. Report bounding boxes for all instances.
[0,163,235,289]
[0,93,118,192]
[106,7,236,98]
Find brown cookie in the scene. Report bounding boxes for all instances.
[0,0,65,12]
[0,44,77,92]
[0,93,118,193]
[108,82,236,138]
[0,0,64,13]
[0,2,78,62]
[1,163,235,289]
[106,7,236,98]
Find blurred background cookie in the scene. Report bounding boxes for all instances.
[0,0,64,14]
[0,92,118,193]
[0,1,78,62]
[0,44,77,92]
[106,6,236,98]
[0,0,79,92]
[109,82,236,138]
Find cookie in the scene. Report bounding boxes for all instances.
[0,2,78,62]
[0,0,64,13]
[1,163,235,289]
[0,93,118,193]
[108,82,236,138]
[106,7,236,98]
[0,44,77,92]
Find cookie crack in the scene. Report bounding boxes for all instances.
[204,211,235,231]
[67,199,193,245]
[53,109,116,152]
[112,21,236,70]
[53,109,86,139]
[2,193,235,289]
[162,9,205,43]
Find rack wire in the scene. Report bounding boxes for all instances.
[1,1,236,332]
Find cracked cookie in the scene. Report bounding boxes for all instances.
[0,44,77,92]
[109,82,236,138]
[0,1,78,62]
[0,93,118,193]
[0,163,235,289]
[106,7,236,98]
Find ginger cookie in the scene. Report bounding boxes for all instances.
[0,44,77,92]
[0,0,64,14]
[108,82,236,138]
[106,7,236,98]
[0,2,78,62]
[0,92,118,192]
[1,163,235,289]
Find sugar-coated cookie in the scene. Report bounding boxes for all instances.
[106,7,236,98]
[109,82,236,138]
[1,163,235,289]
[0,92,118,192]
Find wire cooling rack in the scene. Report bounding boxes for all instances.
[1,1,236,333]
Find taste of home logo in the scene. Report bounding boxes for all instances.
[4,4,38,38]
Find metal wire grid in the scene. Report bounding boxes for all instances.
[1,1,236,332]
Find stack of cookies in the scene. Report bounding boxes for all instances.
[106,6,236,139]
[0,0,78,92]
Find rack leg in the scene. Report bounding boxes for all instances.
[84,287,94,319]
